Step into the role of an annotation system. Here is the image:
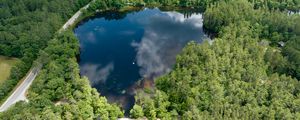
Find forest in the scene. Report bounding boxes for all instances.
[0,0,92,104]
[0,0,299,119]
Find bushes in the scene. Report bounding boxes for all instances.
[130,105,144,118]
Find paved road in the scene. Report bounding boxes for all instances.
[0,67,39,112]
[61,2,90,31]
[61,10,82,30]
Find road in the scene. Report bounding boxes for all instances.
[0,1,93,112]
[61,2,90,31]
[0,67,40,112]
[61,10,82,30]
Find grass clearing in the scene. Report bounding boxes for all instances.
[0,56,19,83]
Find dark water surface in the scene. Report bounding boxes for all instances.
[74,8,208,112]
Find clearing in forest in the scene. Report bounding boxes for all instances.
[0,56,19,83]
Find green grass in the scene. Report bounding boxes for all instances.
[0,56,19,83]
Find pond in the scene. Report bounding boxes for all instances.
[74,8,208,112]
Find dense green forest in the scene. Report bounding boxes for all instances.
[0,0,299,119]
[204,0,300,80]
[132,0,300,119]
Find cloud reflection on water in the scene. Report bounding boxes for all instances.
[133,11,205,78]
[81,63,114,85]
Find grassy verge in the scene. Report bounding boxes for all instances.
[0,56,19,84]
